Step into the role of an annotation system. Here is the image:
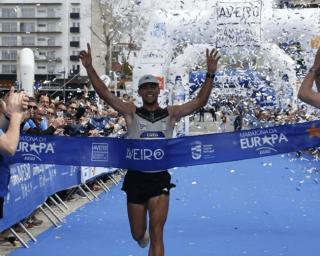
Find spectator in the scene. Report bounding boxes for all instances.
[66,101,78,119]
[56,103,67,118]
[220,111,227,132]
[210,107,217,121]
[39,94,50,108]
[0,87,28,219]
[24,105,64,135]
[233,109,243,131]
[198,107,205,122]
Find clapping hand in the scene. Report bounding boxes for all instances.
[4,87,29,117]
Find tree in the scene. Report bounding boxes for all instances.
[91,0,147,75]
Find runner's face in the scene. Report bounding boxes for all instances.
[138,83,160,105]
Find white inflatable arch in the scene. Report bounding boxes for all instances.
[133,1,320,110]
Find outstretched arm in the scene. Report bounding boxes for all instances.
[80,43,135,117]
[298,47,320,108]
[169,48,220,122]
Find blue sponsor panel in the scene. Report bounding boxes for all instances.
[189,68,268,96]
[0,164,80,232]
[251,86,276,107]
[5,121,320,171]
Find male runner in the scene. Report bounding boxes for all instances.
[80,43,220,256]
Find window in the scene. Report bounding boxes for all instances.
[47,8,55,17]
[21,7,35,18]
[37,37,47,46]
[37,66,46,70]
[2,64,16,74]
[2,36,17,46]
[2,22,17,32]
[21,36,35,46]
[2,8,17,18]
[1,50,17,60]
[20,22,35,32]
[37,23,46,32]
[47,51,56,59]
[47,63,55,73]
[47,22,56,32]
[48,37,55,46]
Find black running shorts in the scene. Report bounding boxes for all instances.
[121,170,175,204]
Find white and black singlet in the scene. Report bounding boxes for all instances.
[121,107,176,204]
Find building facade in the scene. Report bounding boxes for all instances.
[0,0,91,89]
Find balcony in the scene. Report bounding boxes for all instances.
[70,41,80,47]
[17,30,61,34]
[0,44,61,48]
[70,27,80,33]
[35,57,62,63]
[0,58,16,62]
[0,15,61,20]
[70,55,80,61]
[70,13,80,19]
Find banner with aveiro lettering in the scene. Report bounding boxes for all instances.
[5,121,320,171]
[216,0,262,48]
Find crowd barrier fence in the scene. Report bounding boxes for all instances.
[0,163,117,233]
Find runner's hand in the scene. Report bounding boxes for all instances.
[206,49,220,73]
[80,43,92,69]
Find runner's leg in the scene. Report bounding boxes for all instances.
[147,194,169,256]
[127,202,148,242]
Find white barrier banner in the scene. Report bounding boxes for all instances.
[81,166,117,183]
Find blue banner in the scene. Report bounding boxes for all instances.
[189,68,267,94]
[0,164,80,231]
[6,121,320,171]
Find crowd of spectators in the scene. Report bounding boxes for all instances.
[20,89,128,138]
[0,87,130,244]
[195,94,319,132]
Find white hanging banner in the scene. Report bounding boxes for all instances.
[216,0,262,48]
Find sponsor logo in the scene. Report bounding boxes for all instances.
[91,143,108,162]
[16,136,55,161]
[126,148,164,161]
[139,122,147,131]
[239,128,288,155]
[190,141,215,160]
[191,141,202,160]
[140,131,165,139]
